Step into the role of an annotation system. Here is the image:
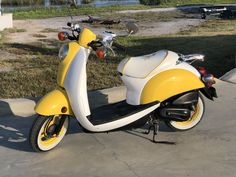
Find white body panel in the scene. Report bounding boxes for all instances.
[64,47,160,132]
[118,50,201,105]
[64,47,91,117]
[118,50,168,78]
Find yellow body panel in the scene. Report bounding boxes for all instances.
[140,69,205,104]
[57,42,81,87]
[79,28,97,48]
[35,88,73,116]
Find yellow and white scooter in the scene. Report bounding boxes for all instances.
[30,23,217,152]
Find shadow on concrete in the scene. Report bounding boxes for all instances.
[0,100,35,152]
[0,88,110,152]
[0,96,175,152]
[122,121,176,145]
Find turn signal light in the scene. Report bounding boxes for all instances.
[58,32,68,41]
[96,49,106,59]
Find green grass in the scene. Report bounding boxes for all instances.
[0,50,122,98]
[12,5,153,20]
[0,32,3,43]
[0,30,9,45]
[0,28,26,44]
[1,18,236,98]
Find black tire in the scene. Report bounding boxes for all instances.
[165,94,205,131]
[30,115,69,152]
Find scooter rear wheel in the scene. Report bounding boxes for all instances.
[30,115,69,152]
[166,95,205,131]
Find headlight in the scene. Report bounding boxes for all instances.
[58,44,69,60]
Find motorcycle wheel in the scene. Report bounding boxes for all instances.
[30,115,69,152]
[166,95,205,131]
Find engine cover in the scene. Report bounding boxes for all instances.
[158,107,191,122]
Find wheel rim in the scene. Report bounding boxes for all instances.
[169,97,204,130]
[37,115,68,151]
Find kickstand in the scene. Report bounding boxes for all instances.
[144,115,160,143]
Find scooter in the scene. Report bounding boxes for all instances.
[29,22,217,152]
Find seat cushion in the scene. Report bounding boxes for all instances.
[118,50,168,78]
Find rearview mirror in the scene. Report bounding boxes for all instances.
[125,22,139,36]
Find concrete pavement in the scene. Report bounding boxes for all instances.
[0,86,126,117]
[220,68,236,84]
[0,80,236,177]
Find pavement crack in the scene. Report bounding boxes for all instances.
[90,134,140,177]
[90,134,106,150]
[111,151,141,177]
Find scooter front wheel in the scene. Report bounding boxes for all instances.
[166,95,205,131]
[30,115,69,152]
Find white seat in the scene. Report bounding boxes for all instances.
[118,50,168,78]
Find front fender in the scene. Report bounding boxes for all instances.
[35,88,73,116]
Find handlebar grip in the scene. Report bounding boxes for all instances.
[67,22,72,27]
[68,35,77,40]
[88,41,103,50]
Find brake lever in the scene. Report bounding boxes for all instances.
[62,27,72,30]
[107,46,116,56]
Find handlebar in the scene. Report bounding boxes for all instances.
[60,21,124,57]
[177,54,205,64]
[59,22,81,41]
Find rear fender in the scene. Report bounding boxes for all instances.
[141,69,205,104]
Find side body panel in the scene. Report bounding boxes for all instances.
[57,28,96,87]
[57,42,81,87]
[140,69,205,104]
[119,50,203,105]
[64,47,91,117]
[64,48,160,132]
[35,88,73,116]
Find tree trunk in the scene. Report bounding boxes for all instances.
[44,0,51,7]
[71,0,81,7]
[72,0,77,6]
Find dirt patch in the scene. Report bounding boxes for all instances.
[0,67,13,73]
[6,14,203,44]
[0,50,18,61]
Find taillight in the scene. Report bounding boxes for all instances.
[198,67,207,76]
[198,67,215,87]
